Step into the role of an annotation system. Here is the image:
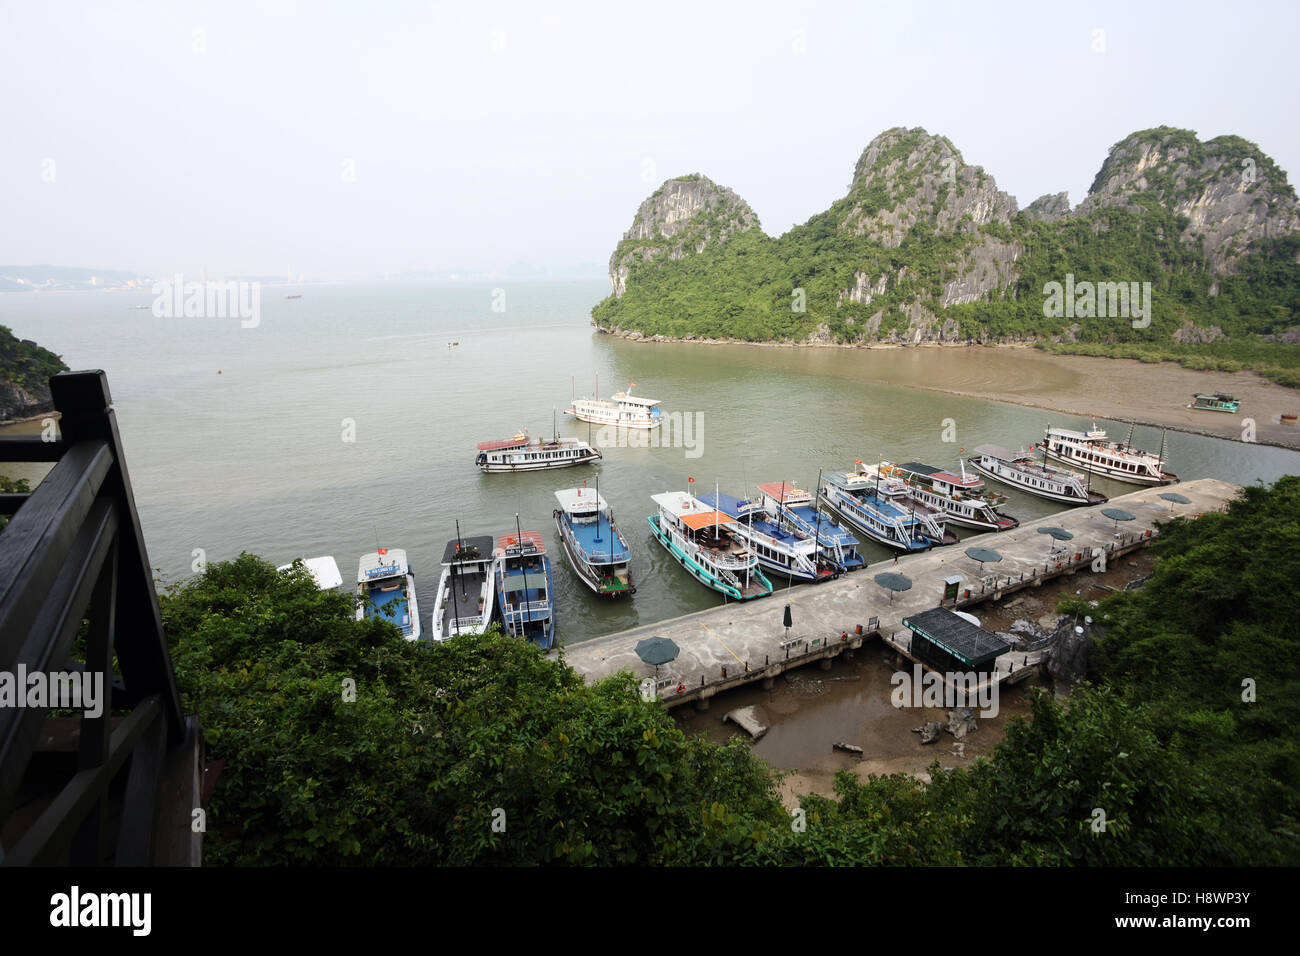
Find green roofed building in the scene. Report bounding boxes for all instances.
[901,606,1010,673]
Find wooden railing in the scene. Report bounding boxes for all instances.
[0,370,200,866]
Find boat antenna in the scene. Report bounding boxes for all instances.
[594,474,603,546]
[813,469,824,567]
[715,480,720,537]
[553,405,559,443]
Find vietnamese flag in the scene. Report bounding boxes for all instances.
[688,477,694,483]
[377,547,388,556]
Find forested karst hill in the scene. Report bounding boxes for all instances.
[592,127,1300,383]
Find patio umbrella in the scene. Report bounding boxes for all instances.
[874,571,912,605]
[1159,492,1191,511]
[635,636,679,679]
[965,546,1003,569]
[1037,526,1074,540]
[1101,507,1136,530]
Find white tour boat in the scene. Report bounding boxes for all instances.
[566,381,663,430]
[1040,420,1177,486]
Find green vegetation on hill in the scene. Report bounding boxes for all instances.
[167,477,1300,865]
[594,128,1300,385]
[0,325,67,394]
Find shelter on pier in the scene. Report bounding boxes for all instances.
[901,607,1010,674]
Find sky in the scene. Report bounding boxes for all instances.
[2,0,1298,281]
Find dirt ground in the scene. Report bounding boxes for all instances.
[672,549,1156,809]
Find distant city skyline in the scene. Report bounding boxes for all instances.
[3,1,1298,281]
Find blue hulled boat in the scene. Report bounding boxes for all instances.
[493,530,555,649]
[553,486,634,597]
[697,488,838,582]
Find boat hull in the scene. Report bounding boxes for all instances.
[1041,448,1176,486]
[818,491,931,552]
[969,458,1107,506]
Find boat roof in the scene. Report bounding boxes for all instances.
[1046,425,1107,441]
[822,470,874,490]
[441,535,494,564]
[555,487,607,514]
[609,391,661,407]
[357,549,409,581]
[496,530,546,555]
[680,510,737,531]
[477,433,530,451]
[651,491,738,528]
[697,490,762,517]
[973,443,1031,463]
[758,482,812,504]
[277,555,343,590]
[898,461,973,486]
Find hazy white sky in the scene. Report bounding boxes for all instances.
[3,1,1297,280]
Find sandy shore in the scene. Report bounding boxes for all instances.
[601,329,1300,451]
[901,348,1300,452]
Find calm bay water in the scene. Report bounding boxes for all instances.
[4,280,1299,645]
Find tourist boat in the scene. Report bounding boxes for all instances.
[648,490,773,601]
[697,488,838,582]
[475,428,602,472]
[758,482,866,572]
[870,460,1019,532]
[817,469,937,552]
[566,381,662,430]
[1041,420,1177,485]
[493,529,555,649]
[1187,393,1239,413]
[355,548,421,641]
[553,486,634,597]
[430,534,496,641]
[968,444,1108,505]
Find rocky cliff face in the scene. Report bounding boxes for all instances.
[607,174,759,298]
[0,326,67,422]
[840,127,1018,244]
[1076,127,1300,275]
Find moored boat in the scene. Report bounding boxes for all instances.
[553,486,635,597]
[431,534,495,641]
[697,488,838,582]
[493,529,555,649]
[1041,420,1177,485]
[647,490,773,601]
[475,428,602,472]
[355,548,421,641]
[566,381,663,430]
[818,469,935,552]
[873,460,1019,532]
[1188,392,1240,413]
[758,481,866,571]
[968,444,1108,505]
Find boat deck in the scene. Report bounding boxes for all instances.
[567,516,630,563]
[439,567,488,635]
[365,581,410,631]
[785,504,858,544]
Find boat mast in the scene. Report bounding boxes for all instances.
[450,519,462,633]
[593,475,603,549]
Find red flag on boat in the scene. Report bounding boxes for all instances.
[377,547,388,556]
[688,477,694,483]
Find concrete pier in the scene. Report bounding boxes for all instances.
[556,478,1240,708]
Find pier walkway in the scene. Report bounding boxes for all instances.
[556,478,1240,709]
